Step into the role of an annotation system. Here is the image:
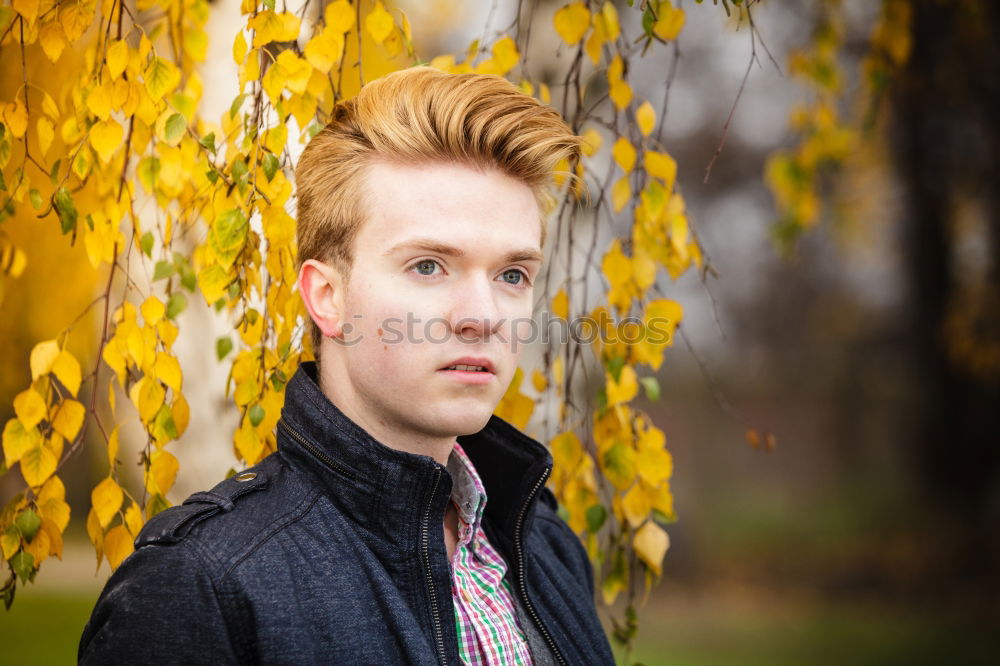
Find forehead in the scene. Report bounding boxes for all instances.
[357,160,542,254]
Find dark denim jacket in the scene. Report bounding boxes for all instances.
[79,361,615,665]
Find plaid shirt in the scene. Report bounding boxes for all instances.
[447,442,533,665]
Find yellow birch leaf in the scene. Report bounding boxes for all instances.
[12,0,39,25]
[52,399,85,441]
[581,127,602,157]
[622,483,651,528]
[153,352,182,392]
[551,430,583,472]
[41,90,59,119]
[86,82,112,121]
[552,288,569,320]
[36,116,54,156]
[654,7,686,41]
[3,418,40,465]
[608,54,624,83]
[645,150,677,191]
[38,21,66,62]
[24,527,50,567]
[92,477,123,528]
[52,350,81,396]
[37,477,71,531]
[140,295,165,325]
[600,2,621,41]
[102,343,126,387]
[1,530,19,561]
[147,449,179,495]
[107,39,128,80]
[234,421,264,464]
[612,137,637,173]
[234,378,258,407]
[124,502,144,538]
[20,439,57,487]
[531,369,547,393]
[304,28,344,73]
[233,31,248,65]
[492,36,520,75]
[104,525,133,569]
[107,425,119,467]
[612,176,631,213]
[90,119,124,164]
[325,0,355,32]
[634,520,669,576]
[30,339,59,380]
[138,379,166,424]
[636,446,672,485]
[198,264,233,304]
[636,101,656,137]
[584,25,603,66]
[172,394,190,438]
[3,98,28,138]
[60,2,93,42]
[606,365,638,405]
[275,50,311,95]
[86,507,103,565]
[38,518,62,559]
[366,1,394,44]
[554,3,590,46]
[14,388,46,431]
[609,79,632,111]
[601,441,636,490]
[145,57,181,101]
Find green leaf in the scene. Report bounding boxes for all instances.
[49,159,61,185]
[137,156,161,192]
[14,509,40,542]
[53,187,77,234]
[146,493,170,518]
[206,169,219,184]
[639,376,660,402]
[652,508,677,524]
[606,356,625,383]
[153,260,174,281]
[166,292,187,320]
[262,153,279,182]
[199,132,216,152]
[263,0,275,10]
[28,189,42,210]
[585,504,607,533]
[209,208,248,268]
[1,570,15,610]
[10,551,34,583]
[0,168,6,192]
[231,158,248,182]
[140,231,154,257]
[248,404,265,427]
[216,336,233,361]
[229,94,247,120]
[164,113,187,143]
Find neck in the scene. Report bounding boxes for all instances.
[317,358,456,466]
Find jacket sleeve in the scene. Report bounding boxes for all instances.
[78,540,240,665]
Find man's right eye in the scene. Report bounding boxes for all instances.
[411,259,441,276]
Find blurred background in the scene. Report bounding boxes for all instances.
[2,0,999,663]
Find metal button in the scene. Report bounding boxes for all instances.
[235,472,257,482]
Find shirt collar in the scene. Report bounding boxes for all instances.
[446,441,487,535]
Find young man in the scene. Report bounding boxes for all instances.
[79,67,614,665]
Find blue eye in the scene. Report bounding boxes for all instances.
[501,269,527,286]
[413,260,439,276]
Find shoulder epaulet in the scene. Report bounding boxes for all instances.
[135,468,269,548]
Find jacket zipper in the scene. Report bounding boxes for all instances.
[514,465,568,666]
[421,467,448,666]
[277,419,357,481]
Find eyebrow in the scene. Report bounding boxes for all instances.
[383,237,544,264]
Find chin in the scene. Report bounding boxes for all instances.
[425,405,494,438]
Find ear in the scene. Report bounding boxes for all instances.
[298,259,347,339]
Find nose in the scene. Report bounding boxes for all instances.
[448,271,502,340]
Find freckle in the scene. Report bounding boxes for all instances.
[383,345,388,351]
[377,327,383,336]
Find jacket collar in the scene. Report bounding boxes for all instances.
[276,361,553,552]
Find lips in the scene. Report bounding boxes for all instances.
[438,357,496,374]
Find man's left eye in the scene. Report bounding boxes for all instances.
[500,269,527,286]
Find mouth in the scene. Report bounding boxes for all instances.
[437,357,496,384]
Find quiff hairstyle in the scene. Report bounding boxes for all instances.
[295,66,581,357]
